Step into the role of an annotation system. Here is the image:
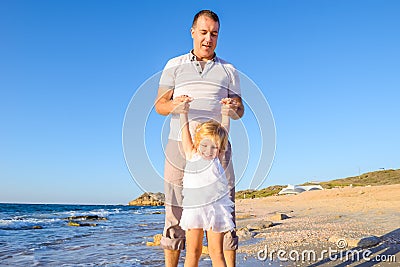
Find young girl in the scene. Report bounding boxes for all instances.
[179,98,235,267]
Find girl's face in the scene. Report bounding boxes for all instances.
[198,138,219,160]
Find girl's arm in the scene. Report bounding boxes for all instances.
[180,112,195,158]
[221,113,230,133]
[220,98,232,133]
[219,99,231,162]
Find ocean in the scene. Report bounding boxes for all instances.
[0,203,170,266]
[0,203,265,266]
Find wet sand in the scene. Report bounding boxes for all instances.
[235,184,400,266]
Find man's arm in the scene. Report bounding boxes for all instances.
[155,87,192,116]
[221,96,244,120]
[231,96,244,119]
[154,87,174,116]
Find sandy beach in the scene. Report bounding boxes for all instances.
[235,184,400,266]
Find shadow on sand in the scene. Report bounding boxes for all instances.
[308,228,399,266]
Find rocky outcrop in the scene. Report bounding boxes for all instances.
[64,215,107,227]
[237,220,274,241]
[129,192,165,206]
[246,220,274,231]
[146,234,162,246]
[270,212,290,221]
[236,227,256,240]
[68,221,97,227]
[329,235,380,248]
[64,215,107,221]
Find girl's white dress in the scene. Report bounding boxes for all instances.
[179,153,235,233]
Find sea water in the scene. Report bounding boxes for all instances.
[0,203,268,266]
[0,203,168,266]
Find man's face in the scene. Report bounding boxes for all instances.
[191,15,219,60]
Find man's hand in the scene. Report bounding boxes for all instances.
[155,87,194,116]
[220,97,240,119]
[171,95,193,114]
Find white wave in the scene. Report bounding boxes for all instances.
[0,217,61,229]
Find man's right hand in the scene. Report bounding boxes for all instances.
[155,87,193,116]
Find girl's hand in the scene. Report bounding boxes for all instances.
[172,95,193,114]
[220,98,239,119]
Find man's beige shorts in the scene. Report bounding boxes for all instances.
[160,139,238,251]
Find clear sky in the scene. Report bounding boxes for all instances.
[1,0,399,204]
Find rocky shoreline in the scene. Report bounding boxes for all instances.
[128,192,165,206]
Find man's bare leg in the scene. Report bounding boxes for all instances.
[164,249,180,267]
[224,250,236,267]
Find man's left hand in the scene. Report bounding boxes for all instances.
[220,98,240,120]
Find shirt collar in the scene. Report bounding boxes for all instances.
[189,50,217,62]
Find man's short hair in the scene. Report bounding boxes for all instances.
[192,10,220,29]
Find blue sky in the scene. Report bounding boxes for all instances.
[1,0,399,204]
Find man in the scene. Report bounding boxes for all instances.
[155,10,244,267]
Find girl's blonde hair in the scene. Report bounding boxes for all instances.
[193,120,228,153]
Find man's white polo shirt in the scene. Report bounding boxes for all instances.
[159,52,241,141]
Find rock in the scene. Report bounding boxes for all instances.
[270,212,289,221]
[64,215,107,221]
[129,192,165,206]
[68,221,97,227]
[254,232,268,238]
[146,234,162,246]
[152,211,164,214]
[236,227,256,240]
[64,215,105,227]
[246,220,273,231]
[202,246,208,254]
[236,213,253,219]
[348,236,380,248]
[329,235,380,249]
[68,221,80,227]
[32,225,43,229]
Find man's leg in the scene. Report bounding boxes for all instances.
[161,140,186,267]
[221,143,238,267]
[223,250,235,267]
[222,229,238,267]
[164,249,180,267]
[162,202,185,267]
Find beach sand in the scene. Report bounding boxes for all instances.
[235,184,400,266]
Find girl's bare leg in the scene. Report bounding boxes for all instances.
[184,229,203,267]
[206,230,227,267]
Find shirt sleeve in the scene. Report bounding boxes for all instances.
[159,59,176,90]
[228,65,241,98]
